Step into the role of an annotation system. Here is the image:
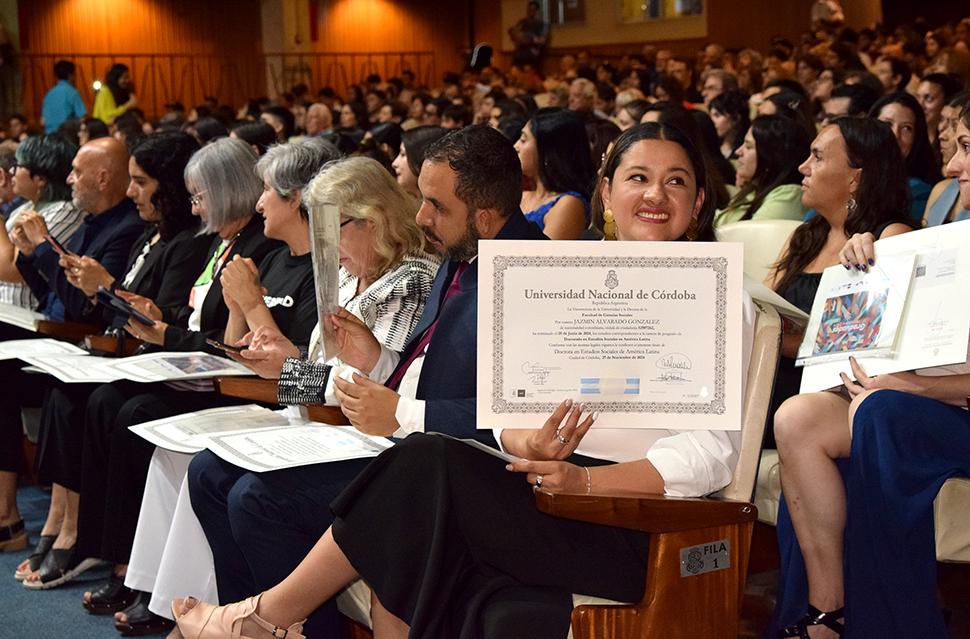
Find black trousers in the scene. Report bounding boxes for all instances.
[34,383,94,491]
[75,381,239,564]
[331,434,650,639]
[0,324,53,474]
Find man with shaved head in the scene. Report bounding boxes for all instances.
[13,136,143,323]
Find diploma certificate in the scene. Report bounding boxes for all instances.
[477,240,744,430]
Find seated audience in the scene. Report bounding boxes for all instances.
[917,72,962,147]
[769,106,970,639]
[764,117,913,440]
[923,91,970,225]
[708,89,750,159]
[172,121,756,639]
[516,108,593,239]
[869,92,941,220]
[820,83,878,124]
[0,134,84,309]
[615,98,649,131]
[714,115,810,227]
[79,118,110,146]
[391,125,448,199]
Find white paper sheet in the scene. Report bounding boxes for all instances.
[205,424,392,472]
[129,404,292,454]
[742,274,809,327]
[0,302,45,332]
[800,222,970,392]
[0,338,88,360]
[20,353,121,383]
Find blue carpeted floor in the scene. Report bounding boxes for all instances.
[0,485,126,638]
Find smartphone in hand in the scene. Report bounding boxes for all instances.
[205,338,245,354]
[95,287,156,326]
[46,234,75,257]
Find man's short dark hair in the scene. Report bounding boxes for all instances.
[830,83,879,117]
[423,125,522,218]
[262,105,295,139]
[53,60,75,81]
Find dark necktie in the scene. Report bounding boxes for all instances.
[386,261,467,391]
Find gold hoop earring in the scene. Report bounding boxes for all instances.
[686,217,699,241]
[602,209,617,241]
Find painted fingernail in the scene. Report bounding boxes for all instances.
[505,464,513,471]
[564,398,573,407]
[844,263,851,270]
[867,258,874,266]
[591,411,600,421]
[861,265,868,272]
[578,402,586,412]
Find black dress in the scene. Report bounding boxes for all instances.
[330,433,650,639]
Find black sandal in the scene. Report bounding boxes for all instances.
[114,596,175,637]
[779,604,845,638]
[84,574,140,615]
[14,533,55,581]
[0,518,27,552]
[22,546,103,590]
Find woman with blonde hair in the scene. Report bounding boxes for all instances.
[134,155,438,636]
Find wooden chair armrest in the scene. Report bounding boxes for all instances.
[214,376,279,403]
[84,334,143,357]
[213,377,351,425]
[36,320,100,342]
[535,491,757,533]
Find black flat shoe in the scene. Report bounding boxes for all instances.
[84,574,140,615]
[115,597,175,637]
[14,533,54,581]
[22,546,103,590]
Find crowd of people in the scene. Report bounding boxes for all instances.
[0,10,969,639]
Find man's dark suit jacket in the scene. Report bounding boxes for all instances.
[388,211,546,445]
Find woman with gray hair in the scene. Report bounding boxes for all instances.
[0,134,84,309]
[86,138,342,635]
[178,156,438,636]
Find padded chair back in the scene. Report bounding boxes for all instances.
[716,220,802,282]
[715,302,781,503]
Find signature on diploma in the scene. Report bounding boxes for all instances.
[521,361,552,385]
[655,353,692,383]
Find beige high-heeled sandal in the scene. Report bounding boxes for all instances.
[171,593,305,639]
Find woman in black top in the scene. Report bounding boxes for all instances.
[764,117,913,442]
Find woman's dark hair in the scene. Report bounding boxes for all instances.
[56,118,81,147]
[691,110,737,187]
[401,125,449,176]
[341,102,369,131]
[82,118,110,141]
[592,122,716,242]
[763,90,816,139]
[727,115,810,221]
[643,102,731,209]
[104,63,131,105]
[868,92,940,184]
[131,132,201,240]
[14,134,77,202]
[709,89,750,154]
[529,108,594,199]
[231,121,277,156]
[113,110,146,151]
[621,99,651,123]
[494,99,525,121]
[653,74,685,104]
[186,117,229,145]
[497,114,527,142]
[921,72,963,103]
[585,118,621,170]
[772,117,911,295]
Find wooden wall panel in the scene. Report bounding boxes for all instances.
[19,0,264,120]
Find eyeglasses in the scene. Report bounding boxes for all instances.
[339,218,354,228]
[189,191,207,207]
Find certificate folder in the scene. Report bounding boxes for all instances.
[477,240,744,431]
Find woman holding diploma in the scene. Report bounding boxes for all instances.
[769,111,970,638]
[171,122,757,639]
[764,117,914,439]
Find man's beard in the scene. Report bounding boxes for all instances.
[425,216,481,262]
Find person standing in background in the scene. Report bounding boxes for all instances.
[92,64,137,125]
[42,60,87,134]
[508,1,549,69]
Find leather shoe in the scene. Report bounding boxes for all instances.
[22,546,103,590]
[84,574,140,615]
[0,519,27,553]
[172,593,305,639]
[14,533,54,580]
[116,597,175,637]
